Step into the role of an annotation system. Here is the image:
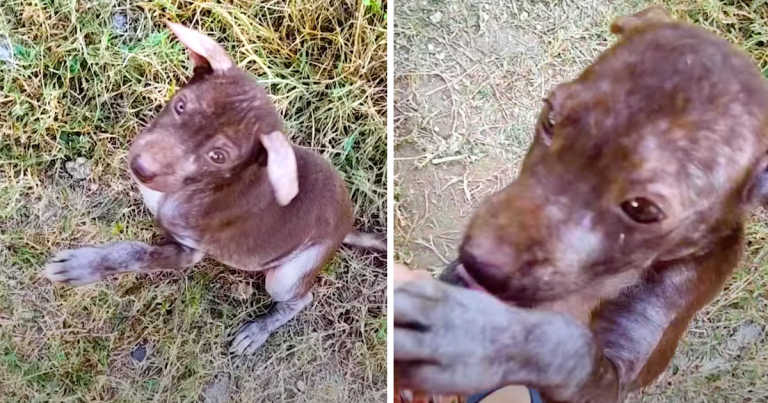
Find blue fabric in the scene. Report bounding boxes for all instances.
[465,388,543,403]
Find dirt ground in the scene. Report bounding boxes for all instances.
[394,0,768,401]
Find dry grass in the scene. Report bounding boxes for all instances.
[394,0,768,401]
[0,1,387,402]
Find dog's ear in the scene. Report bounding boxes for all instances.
[166,22,234,74]
[611,6,673,36]
[261,131,299,206]
[743,154,768,206]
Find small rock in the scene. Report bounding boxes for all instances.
[64,157,91,180]
[296,380,306,392]
[0,34,12,63]
[427,44,435,52]
[131,343,147,362]
[671,353,690,371]
[520,12,529,20]
[700,356,728,374]
[203,373,231,403]
[726,321,763,352]
[233,282,253,301]
[480,12,489,22]
[113,12,129,33]
[430,12,443,23]
[89,182,99,191]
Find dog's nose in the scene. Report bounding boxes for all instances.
[130,156,157,183]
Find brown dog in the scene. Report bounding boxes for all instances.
[395,6,768,402]
[44,23,384,356]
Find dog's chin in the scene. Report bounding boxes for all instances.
[130,173,182,193]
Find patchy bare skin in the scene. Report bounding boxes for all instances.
[42,23,379,355]
[395,7,768,403]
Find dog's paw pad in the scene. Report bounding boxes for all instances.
[43,248,105,286]
[230,321,272,356]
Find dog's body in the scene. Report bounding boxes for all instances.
[44,23,380,355]
[395,7,768,402]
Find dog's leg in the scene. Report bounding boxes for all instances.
[394,233,740,403]
[230,244,330,355]
[395,279,597,399]
[44,241,203,286]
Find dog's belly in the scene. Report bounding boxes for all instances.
[206,240,324,274]
[206,249,276,273]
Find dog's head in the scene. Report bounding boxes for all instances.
[455,7,768,306]
[128,24,298,205]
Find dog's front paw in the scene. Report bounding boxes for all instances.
[43,248,107,286]
[230,320,272,356]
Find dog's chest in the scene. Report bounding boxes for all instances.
[137,182,164,216]
[137,182,200,250]
[135,182,317,272]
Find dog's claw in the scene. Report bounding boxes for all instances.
[43,248,105,286]
[230,320,272,356]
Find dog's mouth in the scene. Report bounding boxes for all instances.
[128,168,182,194]
[444,257,559,309]
[450,262,490,293]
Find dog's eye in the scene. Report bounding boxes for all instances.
[207,149,227,164]
[174,98,186,114]
[538,100,555,144]
[620,197,666,224]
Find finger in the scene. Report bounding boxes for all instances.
[396,389,432,403]
[394,263,434,287]
[397,362,489,396]
[435,394,461,403]
[393,263,411,278]
[394,327,438,361]
[414,391,433,403]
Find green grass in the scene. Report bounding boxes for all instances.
[668,0,768,75]
[394,0,768,401]
[0,1,386,402]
